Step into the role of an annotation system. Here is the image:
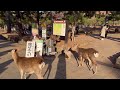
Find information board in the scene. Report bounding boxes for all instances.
[53,20,66,36]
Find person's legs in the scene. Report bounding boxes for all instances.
[100,36,104,40]
[105,31,108,38]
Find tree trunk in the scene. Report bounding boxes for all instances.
[5,11,11,33]
[16,11,23,37]
[37,11,39,27]
[72,25,75,43]
[17,22,23,37]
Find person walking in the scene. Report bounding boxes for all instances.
[100,24,109,40]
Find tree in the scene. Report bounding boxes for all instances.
[106,11,120,25]
[5,11,12,33]
[0,11,6,28]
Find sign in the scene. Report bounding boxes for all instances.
[42,29,46,39]
[32,28,38,36]
[35,40,43,56]
[53,20,66,36]
[25,41,35,57]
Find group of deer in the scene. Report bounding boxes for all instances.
[11,33,99,79]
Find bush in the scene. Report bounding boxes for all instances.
[96,17,105,25]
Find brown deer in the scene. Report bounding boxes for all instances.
[11,49,45,79]
[71,44,99,74]
[49,35,60,42]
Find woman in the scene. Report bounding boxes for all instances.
[100,24,109,40]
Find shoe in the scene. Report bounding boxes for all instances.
[101,38,104,40]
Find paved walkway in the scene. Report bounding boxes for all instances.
[0,33,120,79]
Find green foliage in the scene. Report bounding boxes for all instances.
[65,14,75,24]
[0,18,5,27]
[77,13,85,24]
[1,11,120,33]
[109,11,120,21]
[96,17,105,25]
[32,23,37,28]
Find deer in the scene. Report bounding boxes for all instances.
[11,49,45,79]
[71,44,99,74]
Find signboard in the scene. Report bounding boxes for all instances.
[25,41,35,57]
[42,29,46,39]
[35,40,43,56]
[53,20,66,36]
[32,28,38,36]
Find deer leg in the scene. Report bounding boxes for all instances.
[88,58,97,74]
[20,70,24,79]
[86,59,91,71]
[94,65,97,74]
[87,57,93,70]
[24,73,27,79]
[35,71,44,79]
[76,57,80,67]
[81,58,85,67]
[37,74,44,79]
[77,56,82,67]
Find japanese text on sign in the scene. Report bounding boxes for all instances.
[25,41,35,57]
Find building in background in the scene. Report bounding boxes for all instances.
[96,11,111,15]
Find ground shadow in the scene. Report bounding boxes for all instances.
[97,60,113,67]
[89,32,120,42]
[26,74,32,79]
[43,55,56,79]
[0,40,8,43]
[106,36,120,42]
[97,60,120,78]
[69,49,79,66]
[0,41,14,48]
[107,50,120,78]
[89,34,101,40]
[0,35,7,40]
[0,49,12,57]
[54,51,66,79]
[108,52,120,64]
[0,59,13,74]
[97,60,120,77]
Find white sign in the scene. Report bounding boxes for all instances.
[35,40,43,56]
[25,41,35,57]
[42,29,46,39]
